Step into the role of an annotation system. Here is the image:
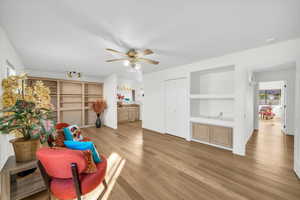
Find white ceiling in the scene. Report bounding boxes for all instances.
[0,0,300,77]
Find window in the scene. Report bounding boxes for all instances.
[6,60,16,77]
[259,89,281,105]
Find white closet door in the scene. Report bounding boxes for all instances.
[165,78,188,139]
[175,78,188,138]
[165,80,177,135]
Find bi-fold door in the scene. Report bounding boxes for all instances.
[165,78,188,139]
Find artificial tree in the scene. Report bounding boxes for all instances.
[0,74,55,161]
[0,73,55,141]
[0,99,55,143]
[91,99,107,128]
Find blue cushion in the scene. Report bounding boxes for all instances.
[64,141,101,163]
[63,127,74,141]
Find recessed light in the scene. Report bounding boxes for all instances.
[266,38,276,43]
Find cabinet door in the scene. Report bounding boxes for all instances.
[209,126,233,148]
[135,108,140,121]
[192,123,210,142]
[128,108,136,122]
[118,108,128,122]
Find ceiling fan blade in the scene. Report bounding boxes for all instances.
[106,58,128,62]
[106,48,126,55]
[138,58,159,65]
[142,49,154,55]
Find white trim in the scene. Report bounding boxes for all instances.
[233,146,246,156]
[81,125,95,128]
[191,138,233,151]
[245,129,255,145]
[190,94,235,100]
[190,117,234,128]
[294,161,300,179]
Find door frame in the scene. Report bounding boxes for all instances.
[255,80,287,132]
[281,81,288,134]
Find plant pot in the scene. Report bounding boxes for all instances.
[10,138,41,162]
[96,113,102,128]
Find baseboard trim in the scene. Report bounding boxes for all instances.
[245,129,257,147]
[142,128,164,135]
[294,162,300,179]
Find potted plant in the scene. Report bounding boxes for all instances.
[91,99,107,128]
[0,74,55,162]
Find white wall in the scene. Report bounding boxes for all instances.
[103,74,117,129]
[254,67,296,135]
[143,73,167,133]
[0,26,24,170]
[143,38,300,158]
[259,81,283,90]
[294,62,300,178]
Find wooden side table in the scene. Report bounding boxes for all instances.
[1,156,46,200]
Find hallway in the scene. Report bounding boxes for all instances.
[247,118,294,174]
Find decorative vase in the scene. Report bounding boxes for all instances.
[96,113,101,128]
[10,138,41,162]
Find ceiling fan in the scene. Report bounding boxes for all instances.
[105,48,159,70]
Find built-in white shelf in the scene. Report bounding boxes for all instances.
[190,94,235,99]
[190,117,234,128]
[189,66,235,151]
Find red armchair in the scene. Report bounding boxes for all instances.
[55,122,70,130]
[37,147,107,200]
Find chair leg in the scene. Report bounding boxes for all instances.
[71,163,82,200]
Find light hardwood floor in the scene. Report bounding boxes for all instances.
[27,120,300,200]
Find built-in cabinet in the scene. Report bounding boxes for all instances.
[27,77,103,127]
[192,123,210,142]
[190,66,235,150]
[117,105,140,123]
[192,123,233,149]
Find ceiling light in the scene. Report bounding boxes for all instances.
[123,60,130,66]
[133,63,141,70]
[67,71,81,79]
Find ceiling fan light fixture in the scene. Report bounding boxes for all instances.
[123,60,130,66]
[133,63,141,70]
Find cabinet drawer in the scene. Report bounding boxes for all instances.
[210,126,233,148]
[192,123,210,142]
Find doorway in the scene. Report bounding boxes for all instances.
[248,65,296,169]
[257,81,286,134]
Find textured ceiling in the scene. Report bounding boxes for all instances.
[0,0,300,77]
